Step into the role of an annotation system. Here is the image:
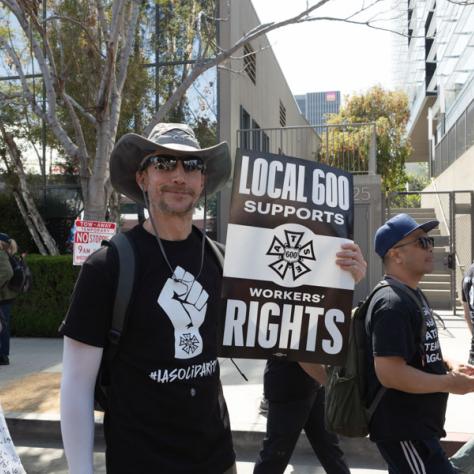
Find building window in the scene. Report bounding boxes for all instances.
[240,105,251,149]
[262,131,270,153]
[243,43,256,84]
[279,100,286,127]
[252,119,261,151]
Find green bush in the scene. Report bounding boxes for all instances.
[390,193,422,209]
[11,254,80,337]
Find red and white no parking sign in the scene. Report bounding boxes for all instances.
[72,219,116,265]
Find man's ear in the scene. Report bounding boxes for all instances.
[136,171,146,192]
[387,248,403,264]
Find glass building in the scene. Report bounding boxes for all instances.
[294,91,341,126]
[392,0,474,174]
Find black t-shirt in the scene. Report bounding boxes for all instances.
[366,279,448,441]
[61,225,235,474]
[462,263,474,317]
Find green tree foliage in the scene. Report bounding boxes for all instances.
[323,86,412,193]
[390,172,431,209]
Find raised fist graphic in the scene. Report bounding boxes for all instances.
[158,266,208,359]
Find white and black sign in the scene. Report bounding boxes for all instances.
[219,150,354,364]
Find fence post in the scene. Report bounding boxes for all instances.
[449,192,456,315]
[369,124,377,175]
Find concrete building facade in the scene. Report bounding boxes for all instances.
[216,0,318,239]
[392,0,474,304]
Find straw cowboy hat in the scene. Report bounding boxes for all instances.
[110,123,231,204]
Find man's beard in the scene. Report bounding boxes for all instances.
[158,200,195,216]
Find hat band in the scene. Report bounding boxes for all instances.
[153,132,201,150]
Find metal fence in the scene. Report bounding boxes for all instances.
[236,123,377,175]
[433,97,474,177]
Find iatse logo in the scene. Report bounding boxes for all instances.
[267,230,316,281]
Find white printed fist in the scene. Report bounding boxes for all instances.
[158,266,208,359]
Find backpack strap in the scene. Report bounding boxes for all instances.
[367,384,387,419]
[361,282,392,418]
[205,236,225,267]
[103,232,136,361]
[381,277,427,342]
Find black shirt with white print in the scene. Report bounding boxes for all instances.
[462,263,474,316]
[462,262,474,363]
[61,224,235,474]
[366,277,448,441]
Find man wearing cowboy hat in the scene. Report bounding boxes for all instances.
[366,213,474,473]
[60,123,236,473]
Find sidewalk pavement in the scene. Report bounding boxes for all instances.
[0,310,472,464]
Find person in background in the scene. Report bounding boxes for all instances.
[254,244,367,474]
[448,261,474,474]
[0,233,18,365]
[461,261,474,364]
[367,214,474,473]
[0,233,26,471]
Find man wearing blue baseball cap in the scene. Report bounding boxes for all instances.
[365,213,474,473]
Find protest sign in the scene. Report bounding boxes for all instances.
[219,150,354,365]
[73,219,116,265]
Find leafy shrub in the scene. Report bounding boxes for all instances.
[11,254,80,337]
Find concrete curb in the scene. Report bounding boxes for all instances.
[5,413,467,460]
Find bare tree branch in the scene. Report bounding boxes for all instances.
[148,0,334,130]
[191,82,216,119]
[109,0,140,137]
[13,191,48,255]
[147,0,425,129]
[64,93,98,126]
[1,0,81,158]
[303,15,410,37]
[95,0,110,43]
[96,0,127,115]
[0,123,59,255]
[345,0,384,21]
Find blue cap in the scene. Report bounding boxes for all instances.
[0,233,10,243]
[374,213,438,257]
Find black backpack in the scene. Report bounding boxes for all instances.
[94,232,225,411]
[7,254,32,294]
[324,279,427,438]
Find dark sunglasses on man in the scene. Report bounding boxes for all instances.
[140,155,205,173]
[393,236,435,250]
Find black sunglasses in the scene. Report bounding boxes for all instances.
[141,155,205,173]
[393,236,435,250]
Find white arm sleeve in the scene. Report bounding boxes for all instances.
[60,336,103,474]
